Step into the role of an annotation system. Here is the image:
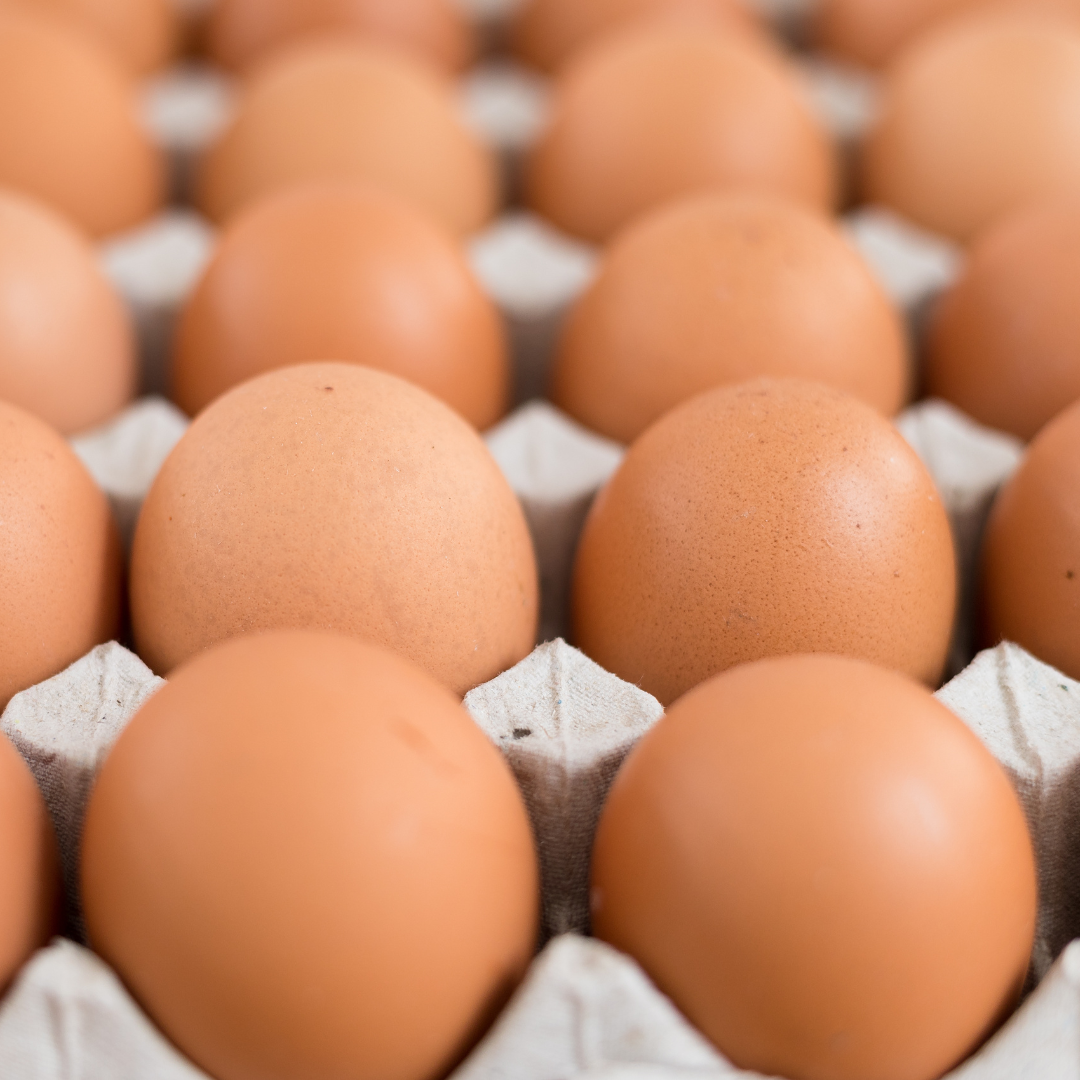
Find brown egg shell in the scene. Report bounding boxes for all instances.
[196,38,500,236]
[206,0,476,74]
[524,24,839,244]
[592,653,1037,1080]
[0,400,124,713]
[550,192,909,444]
[130,362,538,696]
[571,378,957,706]
[861,10,1080,242]
[0,188,136,435]
[82,630,539,1080]
[981,398,1080,681]
[926,198,1080,442]
[0,8,165,237]
[0,732,60,995]
[509,0,765,73]
[172,182,509,428]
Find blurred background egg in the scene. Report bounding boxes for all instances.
[572,378,956,705]
[861,10,1080,241]
[524,24,838,244]
[0,733,59,995]
[0,401,123,712]
[926,198,1080,441]
[550,192,908,444]
[172,182,509,427]
[0,0,179,73]
[196,38,499,235]
[0,7,165,237]
[82,630,539,1080]
[981,399,1080,680]
[0,188,135,435]
[205,0,476,74]
[812,0,1080,69]
[131,363,538,695]
[509,0,765,73]
[591,654,1037,1080]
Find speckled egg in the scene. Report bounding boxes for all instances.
[130,363,538,696]
[572,378,956,705]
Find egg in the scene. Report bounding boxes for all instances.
[0,8,165,238]
[206,0,475,74]
[0,733,59,994]
[981,398,1080,680]
[82,630,539,1080]
[1,0,179,73]
[131,363,538,696]
[0,400,123,711]
[524,25,838,244]
[0,188,135,435]
[591,654,1037,1080]
[572,378,956,706]
[550,192,908,445]
[196,38,499,236]
[510,0,763,73]
[861,11,1080,242]
[926,198,1080,441]
[172,182,508,428]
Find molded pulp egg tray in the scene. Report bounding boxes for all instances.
[1,0,1078,1075]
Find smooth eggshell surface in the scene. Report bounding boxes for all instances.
[0,401,124,712]
[0,8,165,238]
[0,733,59,995]
[2,0,179,73]
[510,0,763,73]
[861,11,1080,242]
[926,198,1080,441]
[981,399,1080,681]
[172,183,508,428]
[206,0,476,74]
[196,38,499,236]
[591,654,1037,1080]
[82,630,539,1080]
[550,192,908,444]
[572,379,956,706]
[0,188,135,435]
[524,25,838,244]
[130,363,538,695]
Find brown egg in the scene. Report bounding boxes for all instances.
[0,734,59,994]
[0,8,165,238]
[550,193,908,444]
[0,189,135,435]
[197,38,499,236]
[861,11,1080,242]
[510,0,764,73]
[926,199,1080,441]
[812,0,1080,68]
[524,25,838,244]
[981,399,1080,680]
[572,378,956,706]
[131,363,538,695]
[0,401,123,712]
[1,0,179,73]
[206,0,475,74]
[173,183,508,428]
[82,630,539,1080]
[592,654,1037,1080]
